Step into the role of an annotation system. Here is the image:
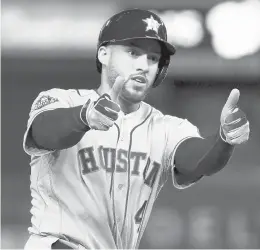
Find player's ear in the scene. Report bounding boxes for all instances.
[98,46,110,67]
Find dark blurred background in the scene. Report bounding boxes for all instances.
[1,0,260,248]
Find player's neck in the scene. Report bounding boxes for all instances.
[118,96,141,115]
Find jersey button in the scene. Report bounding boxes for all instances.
[118,184,124,190]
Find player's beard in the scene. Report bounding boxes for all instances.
[107,63,150,104]
[107,63,119,89]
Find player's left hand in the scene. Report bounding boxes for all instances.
[220,88,250,145]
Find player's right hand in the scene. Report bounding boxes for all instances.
[82,76,124,130]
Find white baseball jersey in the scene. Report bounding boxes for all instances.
[23,88,202,249]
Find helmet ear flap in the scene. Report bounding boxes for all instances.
[96,56,102,73]
[153,55,170,87]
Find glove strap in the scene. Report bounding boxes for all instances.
[80,99,91,126]
[219,125,228,143]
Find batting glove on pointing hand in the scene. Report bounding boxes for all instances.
[80,76,124,131]
[220,89,250,145]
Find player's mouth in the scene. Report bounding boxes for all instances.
[129,75,147,84]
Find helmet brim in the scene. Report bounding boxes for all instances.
[99,37,176,56]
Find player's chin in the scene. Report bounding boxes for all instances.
[125,90,147,102]
[124,83,150,100]
[129,82,149,93]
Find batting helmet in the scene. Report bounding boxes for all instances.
[96,9,176,87]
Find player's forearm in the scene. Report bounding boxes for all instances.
[31,106,90,150]
[195,134,235,176]
[175,133,235,179]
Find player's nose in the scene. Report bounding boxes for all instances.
[135,54,149,73]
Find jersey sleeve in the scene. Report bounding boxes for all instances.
[23,88,73,156]
[164,115,203,189]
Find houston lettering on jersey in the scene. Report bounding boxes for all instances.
[78,146,160,189]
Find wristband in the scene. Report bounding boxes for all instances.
[80,99,91,126]
[219,125,228,143]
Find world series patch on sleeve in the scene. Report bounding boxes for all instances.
[32,95,59,112]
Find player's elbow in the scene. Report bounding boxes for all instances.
[31,121,52,150]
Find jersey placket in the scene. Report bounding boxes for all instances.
[113,115,131,246]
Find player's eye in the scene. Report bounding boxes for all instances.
[128,49,139,57]
[148,54,160,63]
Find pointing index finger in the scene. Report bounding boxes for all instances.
[108,76,125,103]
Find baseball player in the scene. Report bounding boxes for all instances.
[23,9,250,249]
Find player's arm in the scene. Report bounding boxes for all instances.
[23,89,85,154]
[29,77,124,152]
[31,96,121,151]
[174,89,250,185]
[30,105,89,150]
[174,133,234,185]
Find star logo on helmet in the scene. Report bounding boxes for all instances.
[142,15,161,34]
